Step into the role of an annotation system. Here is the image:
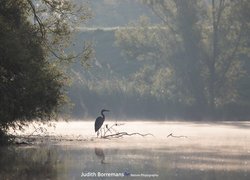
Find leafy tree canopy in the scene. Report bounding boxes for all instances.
[0,0,91,144]
[115,0,250,118]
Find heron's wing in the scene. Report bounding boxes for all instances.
[95,116,104,132]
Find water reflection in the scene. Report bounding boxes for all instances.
[0,146,59,180]
[0,143,250,180]
[94,147,106,164]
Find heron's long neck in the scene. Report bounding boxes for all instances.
[101,111,105,119]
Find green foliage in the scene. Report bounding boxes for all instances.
[0,0,90,144]
[47,1,249,120]
[114,0,250,119]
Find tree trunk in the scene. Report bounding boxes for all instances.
[209,0,219,114]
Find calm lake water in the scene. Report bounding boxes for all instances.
[1,120,250,180]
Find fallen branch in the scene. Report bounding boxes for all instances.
[97,121,154,139]
[102,132,154,139]
[167,133,187,138]
[103,122,124,135]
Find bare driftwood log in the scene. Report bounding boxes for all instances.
[100,122,154,139]
[102,132,154,139]
[167,133,187,138]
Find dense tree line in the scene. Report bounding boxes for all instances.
[68,0,250,120]
[115,0,250,119]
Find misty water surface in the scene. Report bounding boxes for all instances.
[1,120,250,180]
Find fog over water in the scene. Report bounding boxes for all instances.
[3,120,249,180]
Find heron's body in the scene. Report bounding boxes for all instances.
[95,116,104,132]
[94,109,109,136]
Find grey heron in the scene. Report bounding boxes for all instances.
[95,109,109,137]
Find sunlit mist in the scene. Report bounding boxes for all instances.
[10,120,250,175]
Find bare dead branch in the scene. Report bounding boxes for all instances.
[26,0,46,38]
[102,132,154,139]
[167,133,187,138]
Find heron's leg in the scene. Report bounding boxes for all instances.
[102,127,104,137]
